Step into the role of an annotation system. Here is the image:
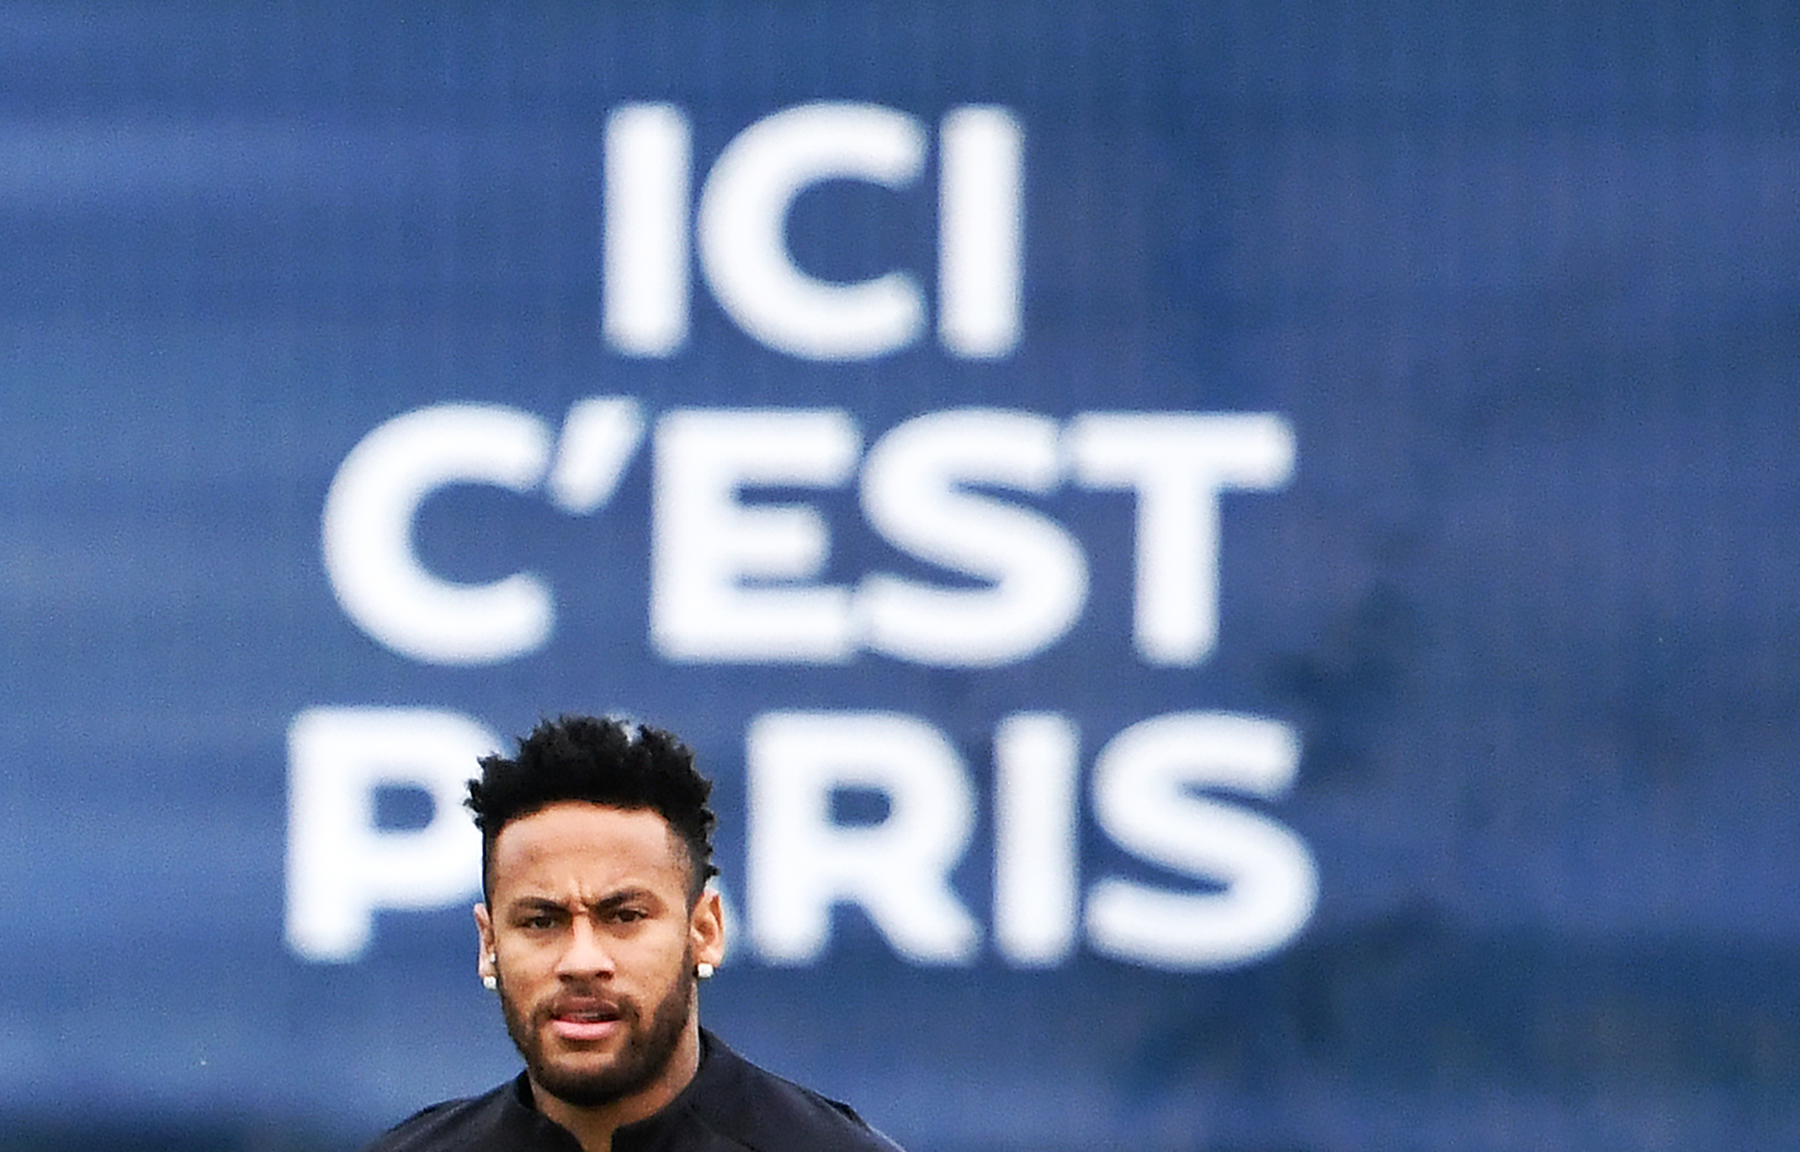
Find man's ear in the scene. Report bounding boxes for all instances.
[474,903,496,982]
[690,890,725,969]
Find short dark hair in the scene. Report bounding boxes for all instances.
[466,715,719,905]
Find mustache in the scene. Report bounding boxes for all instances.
[536,990,638,1024]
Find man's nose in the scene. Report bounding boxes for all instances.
[555,917,617,978]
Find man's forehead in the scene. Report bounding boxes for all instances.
[491,801,686,878]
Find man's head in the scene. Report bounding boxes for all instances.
[466,715,720,908]
[467,715,726,1121]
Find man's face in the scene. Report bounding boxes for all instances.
[474,802,724,1111]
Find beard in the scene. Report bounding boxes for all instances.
[498,953,695,1109]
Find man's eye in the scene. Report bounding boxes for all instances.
[612,908,647,923]
[520,914,557,930]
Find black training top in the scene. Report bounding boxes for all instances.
[363,1030,906,1152]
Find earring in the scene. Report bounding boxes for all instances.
[482,975,498,991]
[695,962,715,980]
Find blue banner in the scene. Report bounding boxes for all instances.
[2,3,1796,1149]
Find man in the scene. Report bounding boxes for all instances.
[365,714,905,1152]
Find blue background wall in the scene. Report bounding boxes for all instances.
[3,3,1798,1149]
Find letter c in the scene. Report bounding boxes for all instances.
[322,403,554,665]
[697,102,926,361]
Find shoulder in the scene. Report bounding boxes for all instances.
[363,1078,570,1152]
[679,1033,907,1152]
[362,1092,500,1152]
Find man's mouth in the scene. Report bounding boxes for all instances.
[547,1000,626,1042]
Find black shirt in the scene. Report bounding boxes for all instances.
[364,1030,906,1152]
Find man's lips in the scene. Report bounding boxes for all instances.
[545,999,626,1042]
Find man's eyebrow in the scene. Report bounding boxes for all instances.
[588,887,659,913]
[506,896,571,914]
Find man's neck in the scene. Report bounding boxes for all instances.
[530,1023,703,1152]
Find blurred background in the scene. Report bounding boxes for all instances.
[3,2,1798,1149]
